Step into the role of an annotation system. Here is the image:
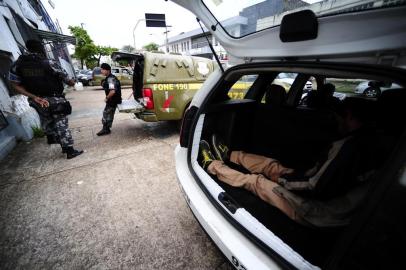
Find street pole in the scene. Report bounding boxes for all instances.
[163,25,172,53]
[132,19,145,51]
[165,26,169,53]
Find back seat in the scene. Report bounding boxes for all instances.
[248,99,338,170]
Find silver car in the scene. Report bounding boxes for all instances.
[354,80,402,97]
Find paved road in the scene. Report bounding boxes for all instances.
[0,87,232,269]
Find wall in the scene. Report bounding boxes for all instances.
[0,0,52,160]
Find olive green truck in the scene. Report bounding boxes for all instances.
[112,51,213,122]
[112,51,252,123]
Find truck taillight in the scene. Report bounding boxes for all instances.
[142,88,154,109]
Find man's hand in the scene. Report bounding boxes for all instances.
[34,96,49,107]
[67,79,75,86]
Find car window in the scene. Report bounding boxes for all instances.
[272,72,298,92]
[325,78,360,93]
[112,68,120,74]
[121,69,129,75]
[202,0,406,38]
[256,73,297,104]
[228,75,258,99]
[277,73,297,80]
[93,68,101,75]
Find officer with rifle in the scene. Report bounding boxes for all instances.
[9,39,83,159]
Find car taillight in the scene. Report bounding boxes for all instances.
[180,106,198,147]
[142,88,154,109]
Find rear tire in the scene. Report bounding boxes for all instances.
[88,80,94,86]
[363,87,381,98]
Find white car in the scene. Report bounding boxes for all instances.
[173,1,406,269]
[276,73,313,92]
[354,80,402,97]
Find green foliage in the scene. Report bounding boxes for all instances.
[117,59,130,67]
[95,45,118,66]
[143,42,159,52]
[68,26,97,69]
[69,26,119,69]
[85,58,98,69]
[121,45,135,53]
[32,126,45,138]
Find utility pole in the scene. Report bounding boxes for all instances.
[132,19,145,50]
[163,26,172,53]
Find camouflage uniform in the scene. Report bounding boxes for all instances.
[9,53,75,148]
[101,74,122,129]
[29,96,74,147]
[102,104,117,129]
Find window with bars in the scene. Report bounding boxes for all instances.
[0,111,8,131]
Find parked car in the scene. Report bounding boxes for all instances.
[173,1,406,270]
[77,70,93,86]
[354,80,402,97]
[75,69,88,77]
[92,66,133,87]
[275,72,313,92]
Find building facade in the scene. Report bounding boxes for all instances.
[162,16,248,60]
[0,0,75,160]
[163,0,308,60]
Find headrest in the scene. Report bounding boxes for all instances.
[376,88,406,136]
[320,83,335,97]
[378,88,406,108]
[265,84,287,106]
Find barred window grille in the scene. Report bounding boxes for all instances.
[0,111,8,131]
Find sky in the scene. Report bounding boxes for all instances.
[46,0,322,50]
[47,0,198,50]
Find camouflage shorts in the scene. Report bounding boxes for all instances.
[30,97,74,147]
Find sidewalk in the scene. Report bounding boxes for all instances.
[0,88,231,269]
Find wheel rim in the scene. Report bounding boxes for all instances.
[364,88,378,97]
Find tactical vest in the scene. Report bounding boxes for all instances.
[16,54,64,96]
[103,74,122,105]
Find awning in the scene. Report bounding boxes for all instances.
[33,29,76,45]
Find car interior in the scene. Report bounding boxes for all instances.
[195,63,406,267]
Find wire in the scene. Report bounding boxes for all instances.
[196,17,224,73]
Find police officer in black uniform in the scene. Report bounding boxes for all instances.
[9,39,83,159]
[96,63,122,136]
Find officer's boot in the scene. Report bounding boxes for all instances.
[63,147,84,159]
[96,125,111,136]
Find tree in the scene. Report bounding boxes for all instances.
[68,26,97,69]
[121,45,135,53]
[143,42,159,52]
[95,46,118,67]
